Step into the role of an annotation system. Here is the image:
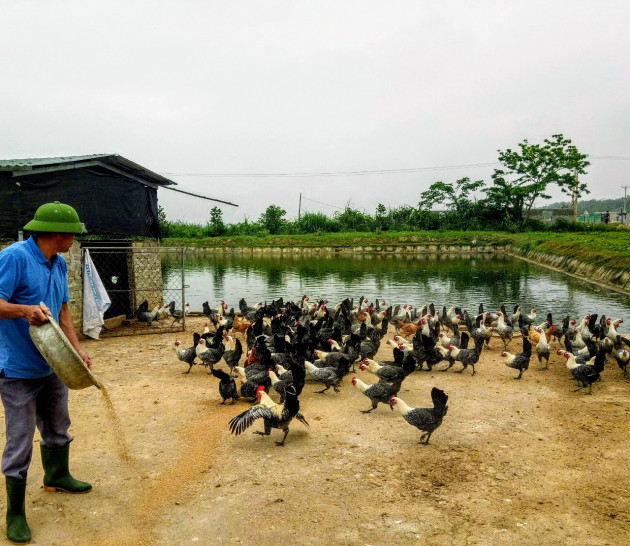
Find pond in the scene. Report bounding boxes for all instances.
[162,252,630,322]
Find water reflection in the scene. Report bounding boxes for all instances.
[162,252,630,320]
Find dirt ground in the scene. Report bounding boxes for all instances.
[3,316,629,545]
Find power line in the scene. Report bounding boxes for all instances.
[162,161,501,178]
[301,195,344,210]
[161,154,627,179]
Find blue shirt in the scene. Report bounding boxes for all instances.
[0,237,70,378]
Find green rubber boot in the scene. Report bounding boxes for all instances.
[5,476,31,544]
[40,443,92,494]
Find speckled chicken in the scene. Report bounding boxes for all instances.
[501,338,532,379]
[390,387,449,445]
[351,376,403,413]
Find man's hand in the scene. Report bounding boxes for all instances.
[24,304,51,326]
[77,348,92,370]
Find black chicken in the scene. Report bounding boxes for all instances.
[228,385,309,446]
[210,368,239,404]
[391,387,449,445]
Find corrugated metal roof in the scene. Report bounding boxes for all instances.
[0,154,176,186]
[0,154,111,168]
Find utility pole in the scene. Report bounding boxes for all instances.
[572,169,579,221]
[298,192,302,223]
[622,185,629,224]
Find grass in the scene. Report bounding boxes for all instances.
[162,230,630,272]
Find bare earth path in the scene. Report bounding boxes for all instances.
[2,316,629,545]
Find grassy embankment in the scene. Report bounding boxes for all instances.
[162,230,630,272]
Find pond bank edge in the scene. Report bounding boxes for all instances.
[181,244,630,296]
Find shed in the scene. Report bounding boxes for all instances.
[0,154,175,240]
[0,155,181,336]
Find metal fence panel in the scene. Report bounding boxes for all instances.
[82,246,186,337]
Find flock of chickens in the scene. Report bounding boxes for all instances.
[171,296,628,446]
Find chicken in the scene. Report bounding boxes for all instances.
[397,318,423,339]
[275,363,293,383]
[448,338,484,375]
[233,366,270,400]
[535,327,553,370]
[137,300,162,327]
[562,349,606,395]
[169,302,189,325]
[268,368,290,403]
[195,337,226,371]
[305,360,344,394]
[358,358,407,383]
[173,333,200,374]
[501,338,532,379]
[613,338,630,375]
[232,316,252,335]
[228,385,309,446]
[222,336,243,370]
[390,387,449,445]
[210,368,239,404]
[437,324,461,349]
[351,376,402,413]
[495,311,514,350]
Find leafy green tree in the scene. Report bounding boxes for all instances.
[208,206,226,236]
[419,177,485,211]
[259,205,286,235]
[489,134,590,223]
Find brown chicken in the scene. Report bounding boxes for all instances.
[398,317,423,338]
[232,315,251,334]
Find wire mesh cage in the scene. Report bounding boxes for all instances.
[82,245,186,337]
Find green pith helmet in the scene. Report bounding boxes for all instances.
[23,201,87,234]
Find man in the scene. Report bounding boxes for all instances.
[0,201,92,544]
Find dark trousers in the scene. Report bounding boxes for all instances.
[0,373,72,479]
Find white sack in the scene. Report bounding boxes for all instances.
[82,249,111,339]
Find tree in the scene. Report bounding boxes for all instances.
[490,134,590,223]
[208,206,226,236]
[259,205,286,235]
[419,177,485,211]
[375,203,387,231]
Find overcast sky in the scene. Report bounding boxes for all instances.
[2,1,629,224]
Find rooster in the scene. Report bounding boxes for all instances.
[228,385,309,446]
[390,387,448,445]
[351,376,402,413]
[501,338,532,379]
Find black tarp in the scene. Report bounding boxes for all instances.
[0,167,161,239]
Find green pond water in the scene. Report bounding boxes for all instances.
[161,253,630,322]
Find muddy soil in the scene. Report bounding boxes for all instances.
[2,316,629,545]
